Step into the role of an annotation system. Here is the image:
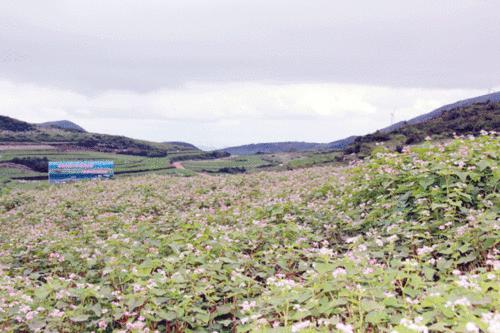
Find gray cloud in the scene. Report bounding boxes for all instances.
[1,0,499,92]
[1,1,499,147]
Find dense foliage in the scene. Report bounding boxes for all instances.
[170,151,231,163]
[395,102,500,144]
[346,102,500,156]
[0,116,35,132]
[9,157,49,173]
[0,134,498,332]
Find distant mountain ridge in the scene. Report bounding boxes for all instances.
[219,136,357,155]
[38,120,86,132]
[219,91,500,155]
[219,136,358,155]
[220,141,321,155]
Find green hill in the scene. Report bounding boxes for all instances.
[0,118,194,157]
[38,120,87,132]
[345,100,500,157]
[0,116,207,188]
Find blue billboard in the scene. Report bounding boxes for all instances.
[48,161,114,183]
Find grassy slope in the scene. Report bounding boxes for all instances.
[284,151,342,170]
[0,134,498,332]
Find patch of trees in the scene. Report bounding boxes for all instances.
[218,167,246,174]
[204,167,246,174]
[10,157,49,172]
[170,151,230,163]
[116,149,167,157]
[76,135,169,157]
[353,130,391,144]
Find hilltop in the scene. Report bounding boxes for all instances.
[38,120,87,132]
[0,116,199,157]
[220,136,357,156]
[220,141,322,155]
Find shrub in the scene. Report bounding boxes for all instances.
[10,157,49,172]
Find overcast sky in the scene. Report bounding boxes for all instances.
[1,0,499,148]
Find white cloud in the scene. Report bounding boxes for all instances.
[0,79,492,147]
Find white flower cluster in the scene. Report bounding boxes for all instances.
[395,316,428,333]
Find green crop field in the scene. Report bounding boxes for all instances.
[181,155,279,173]
[0,134,498,332]
[0,148,202,189]
[285,151,342,169]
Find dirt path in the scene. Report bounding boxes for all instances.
[171,162,185,169]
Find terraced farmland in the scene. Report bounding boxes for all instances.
[0,148,203,189]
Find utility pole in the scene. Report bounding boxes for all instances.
[390,109,396,125]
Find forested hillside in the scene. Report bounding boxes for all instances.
[345,101,500,156]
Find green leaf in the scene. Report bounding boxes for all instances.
[423,267,435,280]
[366,311,387,324]
[454,171,468,182]
[419,177,435,189]
[127,296,146,311]
[477,160,490,171]
[361,300,383,312]
[457,253,477,264]
[70,314,89,322]
[34,287,51,299]
[195,311,210,324]
[314,262,335,274]
[158,310,177,321]
[441,306,455,318]
[213,304,233,318]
